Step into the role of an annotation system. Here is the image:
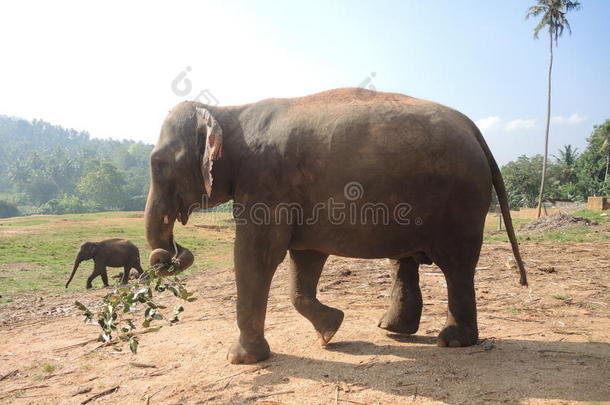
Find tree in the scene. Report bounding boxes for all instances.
[552,144,579,183]
[594,120,610,183]
[526,0,581,217]
[502,155,545,209]
[77,161,128,210]
[0,200,20,218]
[574,120,610,198]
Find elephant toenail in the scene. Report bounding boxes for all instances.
[449,340,461,347]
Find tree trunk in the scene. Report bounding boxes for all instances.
[536,29,554,218]
[605,152,609,183]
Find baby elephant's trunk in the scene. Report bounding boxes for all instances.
[65,258,81,288]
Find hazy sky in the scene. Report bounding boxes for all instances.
[1,0,608,164]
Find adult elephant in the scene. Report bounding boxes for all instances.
[145,88,527,364]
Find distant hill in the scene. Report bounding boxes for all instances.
[0,115,153,216]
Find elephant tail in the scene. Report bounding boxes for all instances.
[472,125,528,286]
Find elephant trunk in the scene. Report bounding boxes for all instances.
[145,184,194,276]
[65,258,82,288]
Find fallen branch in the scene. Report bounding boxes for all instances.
[72,387,92,397]
[1,384,49,396]
[55,338,98,352]
[486,315,543,323]
[0,370,18,381]
[339,399,371,405]
[245,390,295,401]
[129,362,157,369]
[42,370,75,380]
[144,386,165,405]
[200,365,270,390]
[81,386,119,405]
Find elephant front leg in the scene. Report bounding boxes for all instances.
[289,250,344,346]
[87,262,107,289]
[227,226,288,364]
[100,267,109,287]
[378,258,422,334]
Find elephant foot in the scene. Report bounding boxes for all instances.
[314,307,344,346]
[227,337,270,364]
[377,309,420,334]
[437,324,478,348]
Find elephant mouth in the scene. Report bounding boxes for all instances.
[149,246,194,276]
[145,192,195,276]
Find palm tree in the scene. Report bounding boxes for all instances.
[552,144,579,183]
[526,0,581,217]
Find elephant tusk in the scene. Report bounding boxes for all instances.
[163,215,169,224]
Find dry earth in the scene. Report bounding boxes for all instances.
[1,240,609,404]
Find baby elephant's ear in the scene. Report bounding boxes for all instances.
[87,242,99,255]
[196,107,224,196]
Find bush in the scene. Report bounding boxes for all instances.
[123,195,147,211]
[39,196,84,215]
[0,200,20,218]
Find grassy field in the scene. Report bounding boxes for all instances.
[484,209,610,243]
[0,209,607,300]
[0,211,234,300]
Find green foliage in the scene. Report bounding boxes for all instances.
[500,120,610,207]
[574,120,610,197]
[0,115,152,214]
[502,155,544,208]
[526,0,581,44]
[74,263,196,354]
[42,363,57,373]
[77,161,128,210]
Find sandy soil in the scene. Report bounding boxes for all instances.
[0,241,609,404]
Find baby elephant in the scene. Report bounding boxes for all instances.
[65,238,144,289]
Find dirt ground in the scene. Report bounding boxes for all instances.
[0,240,609,404]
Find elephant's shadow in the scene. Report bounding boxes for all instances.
[242,336,609,404]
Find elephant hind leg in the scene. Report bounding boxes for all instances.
[135,261,144,275]
[121,266,131,285]
[289,250,344,346]
[378,257,422,334]
[435,245,480,348]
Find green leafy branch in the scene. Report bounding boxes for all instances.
[74,263,196,354]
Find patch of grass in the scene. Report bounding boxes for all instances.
[508,306,521,314]
[42,363,57,373]
[573,210,610,223]
[0,211,234,296]
[552,295,572,301]
[1,219,49,227]
[0,297,14,304]
[484,211,609,243]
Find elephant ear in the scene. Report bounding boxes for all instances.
[86,242,99,256]
[196,107,224,196]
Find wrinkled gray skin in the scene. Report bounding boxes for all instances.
[66,238,144,289]
[145,88,527,364]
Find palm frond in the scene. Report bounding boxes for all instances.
[526,0,581,43]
